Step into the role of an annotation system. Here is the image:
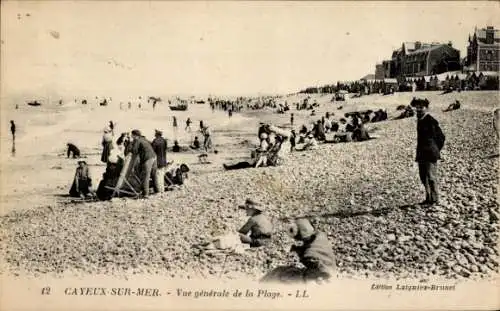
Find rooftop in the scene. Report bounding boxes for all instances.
[473,26,500,44]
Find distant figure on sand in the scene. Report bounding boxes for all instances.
[173,116,178,131]
[191,136,201,150]
[201,125,212,152]
[151,129,168,194]
[443,100,461,112]
[172,140,181,153]
[10,120,16,142]
[101,127,113,163]
[66,143,81,158]
[128,102,132,109]
[185,118,192,132]
[411,98,445,206]
[290,113,294,126]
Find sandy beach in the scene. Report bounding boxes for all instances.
[0,90,498,281]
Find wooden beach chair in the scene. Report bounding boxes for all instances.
[104,154,141,198]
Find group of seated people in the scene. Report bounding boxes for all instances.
[345,109,388,124]
[292,112,373,148]
[237,198,335,283]
[223,123,287,170]
[68,129,190,200]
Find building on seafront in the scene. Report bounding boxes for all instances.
[380,41,461,79]
[465,26,500,72]
[375,63,385,80]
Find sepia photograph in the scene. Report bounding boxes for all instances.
[0,1,499,310]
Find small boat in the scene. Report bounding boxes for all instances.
[169,104,188,111]
[27,101,42,106]
[195,100,205,104]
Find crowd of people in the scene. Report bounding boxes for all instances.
[223,123,287,170]
[68,123,196,200]
[18,84,500,285]
[299,72,499,97]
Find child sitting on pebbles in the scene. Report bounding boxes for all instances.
[238,199,273,248]
[288,218,335,283]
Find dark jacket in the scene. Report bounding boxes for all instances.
[131,136,156,163]
[151,137,168,168]
[416,114,445,162]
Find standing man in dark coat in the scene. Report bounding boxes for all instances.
[130,130,158,197]
[10,120,16,142]
[151,129,167,193]
[412,98,445,205]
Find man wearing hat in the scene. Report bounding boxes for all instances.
[411,98,445,206]
[151,129,167,193]
[238,199,273,248]
[130,129,158,197]
[288,218,335,282]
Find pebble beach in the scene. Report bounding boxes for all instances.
[0,90,498,281]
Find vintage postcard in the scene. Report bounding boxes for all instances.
[0,1,499,310]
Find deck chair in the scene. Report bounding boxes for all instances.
[103,154,141,198]
[267,136,287,166]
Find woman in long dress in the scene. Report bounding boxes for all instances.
[101,127,113,163]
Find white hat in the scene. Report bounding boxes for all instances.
[287,218,315,239]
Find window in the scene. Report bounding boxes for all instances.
[486,50,492,61]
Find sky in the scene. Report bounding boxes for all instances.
[1,1,499,97]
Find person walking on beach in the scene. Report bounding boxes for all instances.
[290,113,294,127]
[412,98,445,206]
[201,125,212,152]
[185,118,192,132]
[130,130,157,198]
[10,120,16,142]
[173,116,178,129]
[151,129,167,194]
